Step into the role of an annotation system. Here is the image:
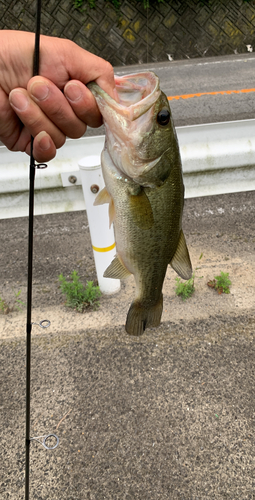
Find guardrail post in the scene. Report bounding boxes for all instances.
[79,155,120,295]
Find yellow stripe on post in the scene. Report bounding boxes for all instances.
[92,242,116,253]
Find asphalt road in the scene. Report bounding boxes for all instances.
[85,52,255,137]
[2,52,255,144]
[115,53,255,126]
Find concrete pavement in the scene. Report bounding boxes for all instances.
[1,190,255,499]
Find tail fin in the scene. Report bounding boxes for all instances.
[125,294,163,336]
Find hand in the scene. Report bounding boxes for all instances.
[0,30,116,162]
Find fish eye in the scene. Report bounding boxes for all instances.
[157,108,170,126]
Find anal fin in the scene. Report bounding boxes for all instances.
[104,255,131,279]
[170,230,192,280]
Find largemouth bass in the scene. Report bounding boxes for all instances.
[88,72,192,336]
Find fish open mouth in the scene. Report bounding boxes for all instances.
[114,72,161,120]
[115,72,159,106]
[87,72,168,183]
[89,72,161,121]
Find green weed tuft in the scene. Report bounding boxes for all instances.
[0,290,25,314]
[0,296,9,314]
[207,271,231,294]
[174,252,204,301]
[175,274,195,301]
[58,270,101,312]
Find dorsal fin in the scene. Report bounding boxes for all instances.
[103,255,131,279]
[170,230,192,280]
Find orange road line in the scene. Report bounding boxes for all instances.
[167,88,255,100]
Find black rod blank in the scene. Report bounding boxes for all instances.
[25,1,42,498]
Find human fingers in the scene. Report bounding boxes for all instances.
[27,131,57,162]
[0,87,40,159]
[27,76,88,137]
[3,121,57,163]
[0,85,21,150]
[64,43,117,100]
[0,32,118,103]
[9,88,66,150]
[64,80,102,128]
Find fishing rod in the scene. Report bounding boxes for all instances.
[25,1,59,498]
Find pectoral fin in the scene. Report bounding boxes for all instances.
[94,187,115,227]
[170,230,192,280]
[103,255,131,279]
[94,187,111,206]
[129,190,154,230]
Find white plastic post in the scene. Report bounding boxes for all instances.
[79,155,120,295]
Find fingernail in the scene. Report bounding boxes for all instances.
[9,90,29,111]
[30,81,49,101]
[65,83,82,102]
[37,131,51,151]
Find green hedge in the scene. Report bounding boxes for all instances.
[74,0,159,9]
[74,0,252,10]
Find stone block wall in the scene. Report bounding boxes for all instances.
[1,0,255,65]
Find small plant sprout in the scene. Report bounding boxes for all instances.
[207,271,232,294]
[175,252,204,301]
[194,252,204,273]
[175,274,195,301]
[0,296,9,314]
[0,290,25,315]
[58,270,101,312]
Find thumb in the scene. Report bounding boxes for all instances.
[64,41,117,100]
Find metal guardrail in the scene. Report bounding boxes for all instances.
[1,119,255,219]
